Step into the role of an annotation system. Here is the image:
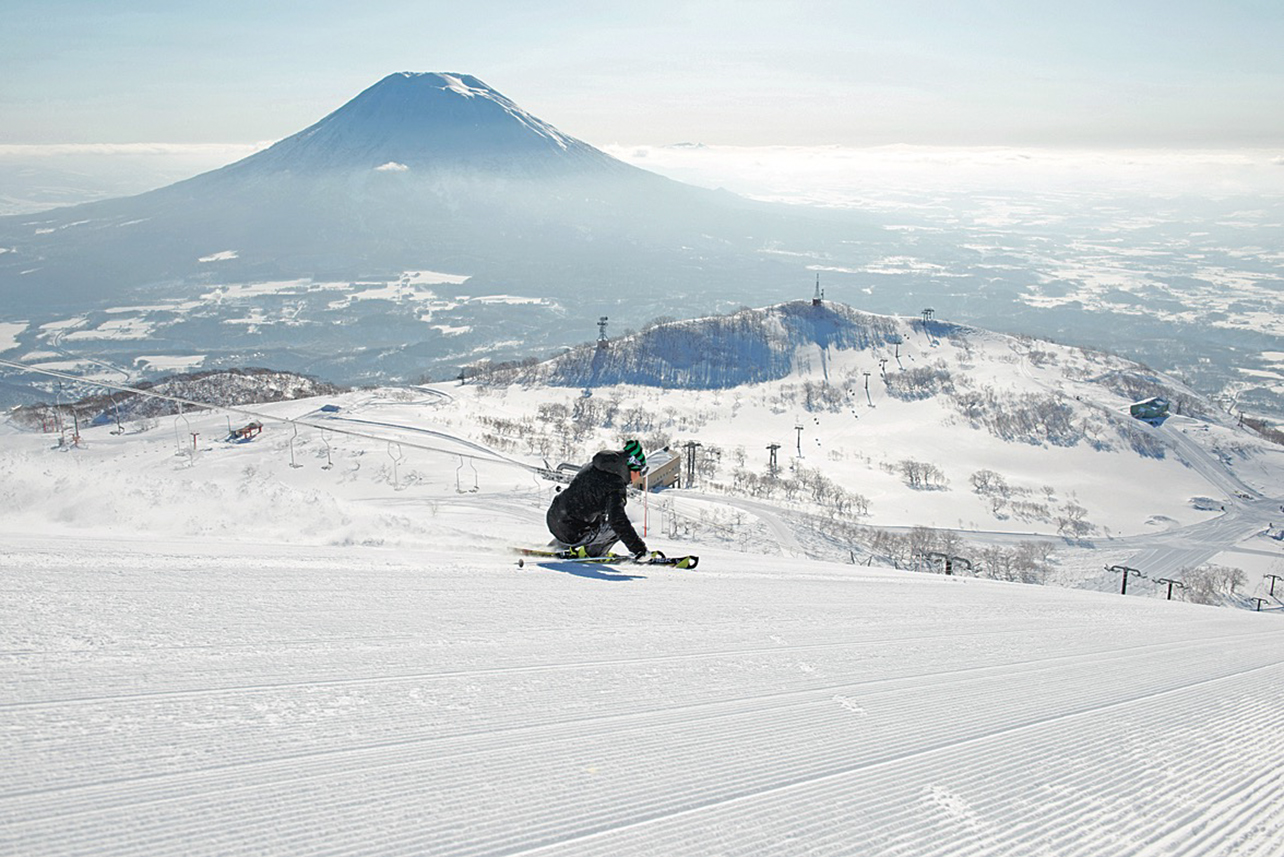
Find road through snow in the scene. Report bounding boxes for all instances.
[4,536,1284,856]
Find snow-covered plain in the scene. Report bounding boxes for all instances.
[5,359,1284,854]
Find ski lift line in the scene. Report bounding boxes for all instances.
[0,358,539,474]
[321,414,522,467]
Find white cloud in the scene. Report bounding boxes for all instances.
[0,142,270,158]
[376,161,410,172]
[604,144,1284,201]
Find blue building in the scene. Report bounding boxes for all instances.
[1130,397,1169,421]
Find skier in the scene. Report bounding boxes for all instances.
[546,439,651,559]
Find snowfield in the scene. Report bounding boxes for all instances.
[4,374,1284,855]
[5,535,1284,856]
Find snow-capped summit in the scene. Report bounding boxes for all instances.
[227,71,624,175]
[0,71,868,368]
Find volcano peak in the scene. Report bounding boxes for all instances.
[235,70,615,175]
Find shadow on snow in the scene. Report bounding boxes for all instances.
[533,561,647,581]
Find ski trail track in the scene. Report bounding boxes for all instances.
[4,541,1284,856]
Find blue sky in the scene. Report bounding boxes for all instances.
[2,1,1281,148]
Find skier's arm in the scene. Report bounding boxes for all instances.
[607,493,647,555]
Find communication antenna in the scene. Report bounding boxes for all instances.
[597,316,609,349]
[812,273,823,306]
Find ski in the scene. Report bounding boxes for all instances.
[515,548,698,570]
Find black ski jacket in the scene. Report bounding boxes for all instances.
[546,450,647,554]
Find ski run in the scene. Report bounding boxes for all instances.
[5,536,1284,857]
[4,381,1284,856]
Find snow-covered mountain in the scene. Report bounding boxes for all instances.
[0,72,862,314]
[235,72,627,175]
[527,301,905,389]
[0,72,882,398]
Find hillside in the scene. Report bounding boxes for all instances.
[515,301,904,389]
[6,300,1282,599]
[9,368,346,430]
[3,375,1284,856]
[473,299,1217,470]
[446,300,1284,593]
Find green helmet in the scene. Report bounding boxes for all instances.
[623,439,646,472]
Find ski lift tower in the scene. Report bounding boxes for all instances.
[597,316,609,349]
[683,440,703,488]
[767,443,781,477]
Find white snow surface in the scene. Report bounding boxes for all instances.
[4,382,1284,856]
[0,321,26,352]
[198,250,239,262]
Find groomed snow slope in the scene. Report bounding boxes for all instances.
[4,535,1284,857]
[3,379,1284,855]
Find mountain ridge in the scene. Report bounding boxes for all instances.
[462,298,1211,461]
